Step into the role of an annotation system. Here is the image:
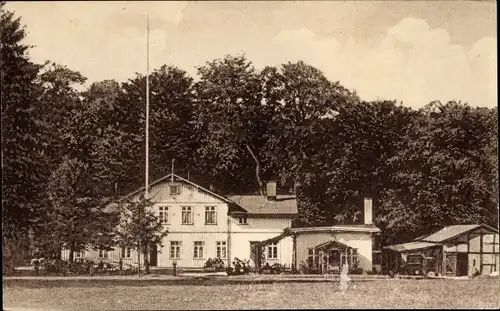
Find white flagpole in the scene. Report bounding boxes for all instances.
[145,13,150,200]
[138,12,150,278]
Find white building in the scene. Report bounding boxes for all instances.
[62,173,296,270]
[62,174,382,273]
[255,198,381,274]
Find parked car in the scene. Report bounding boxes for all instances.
[403,254,436,277]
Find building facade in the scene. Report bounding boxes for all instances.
[383,224,500,276]
[62,174,296,270]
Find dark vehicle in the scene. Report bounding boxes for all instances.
[403,254,437,277]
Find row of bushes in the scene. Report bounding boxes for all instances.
[297,261,380,275]
[29,258,138,276]
[203,257,292,275]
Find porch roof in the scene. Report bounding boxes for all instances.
[383,241,440,252]
[314,240,354,251]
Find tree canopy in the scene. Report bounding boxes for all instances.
[2,7,498,271]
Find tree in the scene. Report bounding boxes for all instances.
[40,156,118,263]
[62,79,130,197]
[1,5,46,273]
[114,195,168,275]
[36,62,87,171]
[1,5,45,233]
[376,101,498,244]
[193,54,267,194]
[260,61,360,191]
[111,66,198,195]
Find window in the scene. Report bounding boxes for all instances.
[169,184,180,195]
[121,247,131,258]
[307,249,315,269]
[75,250,85,258]
[216,241,227,259]
[158,206,169,224]
[205,206,216,224]
[182,206,193,224]
[267,243,278,259]
[306,249,319,270]
[193,241,204,259]
[98,249,108,258]
[342,249,358,267]
[238,216,248,224]
[170,241,181,259]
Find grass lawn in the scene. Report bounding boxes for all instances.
[3,278,499,309]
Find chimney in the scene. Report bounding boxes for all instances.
[364,197,373,225]
[266,181,277,200]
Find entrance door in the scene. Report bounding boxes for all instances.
[250,241,264,269]
[456,253,468,276]
[149,244,158,267]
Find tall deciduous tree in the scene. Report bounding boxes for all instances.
[193,54,267,194]
[1,5,45,235]
[41,156,118,262]
[36,62,87,170]
[116,66,198,194]
[377,101,498,244]
[260,61,360,189]
[1,6,46,273]
[114,196,169,275]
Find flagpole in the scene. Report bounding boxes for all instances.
[138,12,150,278]
[145,12,150,200]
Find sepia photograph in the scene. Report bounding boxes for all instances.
[2,0,498,309]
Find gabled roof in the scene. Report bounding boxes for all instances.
[109,173,292,216]
[383,241,440,252]
[227,194,298,216]
[315,240,355,251]
[117,173,233,204]
[416,224,499,244]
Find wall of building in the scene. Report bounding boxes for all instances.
[230,233,293,268]
[130,181,230,232]
[444,231,499,276]
[295,231,375,272]
[62,180,297,269]
[158,232,229,268]
[229,216,293,268]
[61,247,143,266]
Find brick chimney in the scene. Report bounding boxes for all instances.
[266,181,277,200]
[364,197,373,225]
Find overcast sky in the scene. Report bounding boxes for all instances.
[7,1,497,109]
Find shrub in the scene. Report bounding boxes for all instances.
[204,257,225,269]
[349,267,364,275]
[227,257,250,275]
[204,258,225,272]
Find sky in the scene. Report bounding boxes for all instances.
[7,1,497,109]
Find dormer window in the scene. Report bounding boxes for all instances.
[238,216,248,224]
[169,184,180,195]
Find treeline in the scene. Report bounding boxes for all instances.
[2,7,498,270]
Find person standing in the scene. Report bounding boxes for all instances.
[339,262,350,294]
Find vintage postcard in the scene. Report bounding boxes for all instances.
[2,1,498,309]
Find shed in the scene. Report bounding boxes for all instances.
[383,241,442,275]
[385,224,499,276]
